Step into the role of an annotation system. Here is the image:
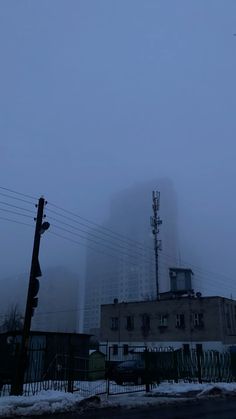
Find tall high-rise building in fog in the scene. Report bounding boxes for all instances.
[83,179,178,333]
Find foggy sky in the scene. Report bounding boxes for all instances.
[1,1,236,301]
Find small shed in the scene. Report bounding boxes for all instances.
[0,331,91,383]
[169,268,194,294]
[88,350,106,380]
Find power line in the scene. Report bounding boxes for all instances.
[158,251,235,285]
[47,215,154,263]
[47,215,235,294]
[46,207,149,253]
[48,230,128,262]
[157,258,236,291]
[0,186,234,290]
[48,219,234,291]
[0,306,85,319]
[49,226,236,292]
[47,202,147,251]
[0,192,35,206]
[1,288,236,320]
[34,308,83,316]
[0,200,36,215]
[50,222,155,266]
[0,187,156,278]
[1,209,233,293]
[150,245,235,286]
[47,201,235,286]
[0,215,34,229]
[0,186,36,201]
[0,207,35,219]
[48,230,154,272]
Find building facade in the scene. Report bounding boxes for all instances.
[83,179,179,333]
[100,296,236,355]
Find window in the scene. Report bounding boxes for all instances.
[176,314,185,329]
[123,344,129,355]
[183,344,190,354]
[141,313,150,335]
[126,316,134,331]
[196,344,203,355]
[112,344,118,356]
[110,317,119,331]
[193,313,204,328]
[226,308,231,330]
[159,314,168,327]
[176,272,186,291]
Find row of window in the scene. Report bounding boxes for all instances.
[225,304,236,331]
[111,343,203,356]
[112,344,129,356]
[110,313,204,331]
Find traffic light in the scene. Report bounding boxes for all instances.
[31,277,39,311]
[31,258,41,316]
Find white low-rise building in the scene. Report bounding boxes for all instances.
[100,294,236,358]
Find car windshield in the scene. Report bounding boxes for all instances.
[118,361,136,368]
[118,360,143,368]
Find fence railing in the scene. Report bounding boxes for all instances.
[1,344,236,397]
[105,346,236,394]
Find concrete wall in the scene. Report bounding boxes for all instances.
[100,296,236,347]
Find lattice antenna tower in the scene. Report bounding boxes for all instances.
[150,191,162,299]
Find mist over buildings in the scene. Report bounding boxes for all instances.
[0,1,236,332]
[84,178,179,333]
[0,267,79,333]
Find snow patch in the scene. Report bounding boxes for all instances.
[0,391,84,417]
[1,382,236,417]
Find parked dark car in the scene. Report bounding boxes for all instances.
[108,359,148,385]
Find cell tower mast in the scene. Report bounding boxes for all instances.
[150,191,162,299]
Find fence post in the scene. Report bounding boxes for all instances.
[173,350,179,383]
[196,350,202,383]
[144,347,150,392]
[107,346,111,396]
[230,351,236,381]
[216,351,222,381]
[67,340,74,393]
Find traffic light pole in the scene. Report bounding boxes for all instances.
[11,197,45,395]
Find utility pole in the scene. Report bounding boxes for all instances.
[150,191,162,299]
[11,197,50,395]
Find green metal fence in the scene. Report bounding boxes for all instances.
[175,350,234,382]
[1,344,236,397]
[106,346,236,394]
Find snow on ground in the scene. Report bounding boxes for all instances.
[150,381,236,396]
[1,382,236,417]
[0,391,84,418]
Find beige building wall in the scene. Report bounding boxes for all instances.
[100,296,236,350]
